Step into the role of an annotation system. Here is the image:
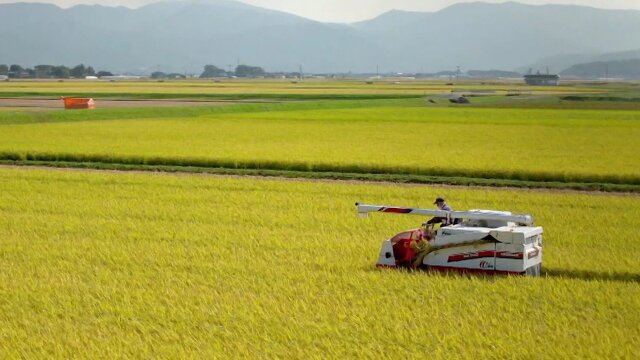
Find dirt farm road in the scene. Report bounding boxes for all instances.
[0,97,257,110]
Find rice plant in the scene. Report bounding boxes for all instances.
[0,167,638,358]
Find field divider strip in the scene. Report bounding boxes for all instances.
[1,157,638,193]
[1,151,639,186]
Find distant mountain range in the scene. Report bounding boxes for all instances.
[1,0,640,74]
[561,58,640,79]
[522,49,640,74]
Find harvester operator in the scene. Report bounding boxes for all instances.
[424,197,457,227]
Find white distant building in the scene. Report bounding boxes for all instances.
[100,75,143,80]
[0,75,8,81]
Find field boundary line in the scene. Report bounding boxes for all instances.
[1,161,638,195]
[0,151,638,187]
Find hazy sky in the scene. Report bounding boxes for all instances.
[1,0,639,22]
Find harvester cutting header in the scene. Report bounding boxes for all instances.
[356,202,543,276]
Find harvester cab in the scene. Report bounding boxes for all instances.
[356,203,543,276]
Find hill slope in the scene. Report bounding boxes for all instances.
[560,58,640,79]
[1,1,639,73]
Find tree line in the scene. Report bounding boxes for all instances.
[151,64,268,80]
[0,64,113,79]
[0,63,277,79]
[199,64,266,78]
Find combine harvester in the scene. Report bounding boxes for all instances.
[356,203,543,276]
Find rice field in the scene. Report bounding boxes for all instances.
[0,167,638,358]
[1,80,638,358]
[0,79,600,97]
[0,101,639,185]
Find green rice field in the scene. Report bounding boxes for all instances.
[0,99,638,185]
[0,167,638,358]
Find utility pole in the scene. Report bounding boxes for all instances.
[456,65,461,81]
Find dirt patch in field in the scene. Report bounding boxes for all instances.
[0,98,252,111]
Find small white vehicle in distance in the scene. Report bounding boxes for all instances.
[356,203,543,276]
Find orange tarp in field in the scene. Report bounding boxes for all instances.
[61,97,96,109]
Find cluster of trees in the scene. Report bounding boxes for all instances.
[199,64,266,78]
[235,65,266,77]
[0,64,113,78]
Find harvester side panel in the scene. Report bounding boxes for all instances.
[424,242,497,271]
[494,242,541,273]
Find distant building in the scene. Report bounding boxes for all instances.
[99,75,143,80]
[524,73,559,86]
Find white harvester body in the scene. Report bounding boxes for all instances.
[358,203,543,276]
